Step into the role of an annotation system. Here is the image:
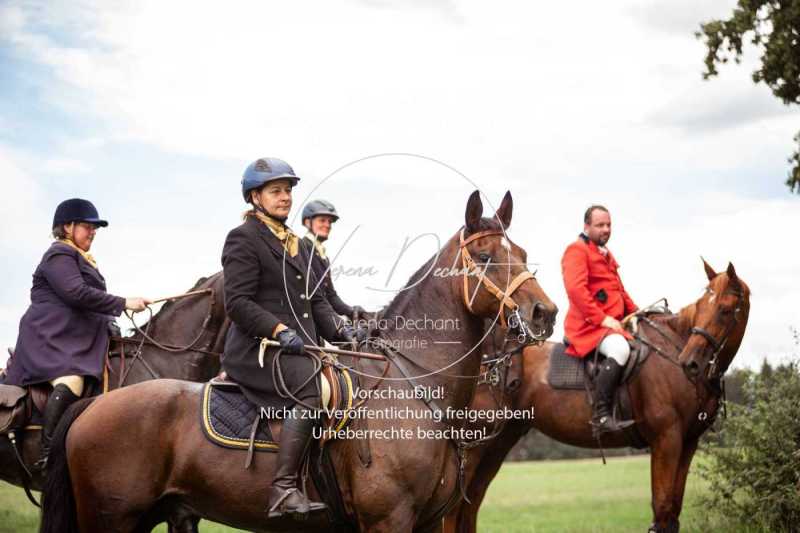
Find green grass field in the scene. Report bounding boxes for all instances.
[0,454,738,532]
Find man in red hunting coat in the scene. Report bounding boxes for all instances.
[561,205,639,434]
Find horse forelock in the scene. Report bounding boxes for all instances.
[468,216,505,234]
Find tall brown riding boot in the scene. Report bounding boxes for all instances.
[591,358,635,436]
[266,406,327,519]
[35,383,80,470]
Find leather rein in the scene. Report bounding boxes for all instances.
[108,288,221,387]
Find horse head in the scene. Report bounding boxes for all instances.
[458,190,557,343]
[680,258,750,380]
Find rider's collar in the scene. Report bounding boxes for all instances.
[579,233,608,256]
[305,232,328,260]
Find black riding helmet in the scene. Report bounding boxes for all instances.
[52,198,108,228]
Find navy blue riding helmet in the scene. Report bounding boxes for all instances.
[52,198,108,228]
[241,157,300,202]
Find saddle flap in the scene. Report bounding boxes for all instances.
[0,385,29,434]
[0,384,27,407]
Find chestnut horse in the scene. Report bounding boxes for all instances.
[446,260,750,533]
[1,272,227,532]
[39,191,557,533]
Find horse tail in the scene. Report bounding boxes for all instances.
[39,397,95,533]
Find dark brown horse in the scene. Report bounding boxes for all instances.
[39,191,557,533]
[445,260,750,533]
[1,272,227,532]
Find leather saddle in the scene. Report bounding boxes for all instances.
[0,384,49,434]
[201,364,358,457]
[547,332,655,449]
[200,365,361,531]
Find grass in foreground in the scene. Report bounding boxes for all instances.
[0,454,751,532]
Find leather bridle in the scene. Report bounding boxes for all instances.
[458,228,544,342]
[686,286,744,382]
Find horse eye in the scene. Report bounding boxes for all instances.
[478,253,491,263]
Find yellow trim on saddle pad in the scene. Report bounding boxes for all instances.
[334,368,354,433]
[201,383,279,451]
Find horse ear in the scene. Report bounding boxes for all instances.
[726,262,739,284]
[702,256,716,282]
[465,190,483,232]
[495,191,513,229]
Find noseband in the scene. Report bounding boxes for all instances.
[458,228,541,342]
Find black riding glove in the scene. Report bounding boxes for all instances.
[340,324,368,345]
[351,305,367,321]
[276,328,305,355]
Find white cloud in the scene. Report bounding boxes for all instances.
[1,0,799,371]
[648,80,795,133]
[41,157,90,174]
[629,0,738,36]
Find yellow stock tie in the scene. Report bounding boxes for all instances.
[58,239,98,270]
[247,211,300,258]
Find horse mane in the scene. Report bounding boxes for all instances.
[674,302,696,337]
[380,217,504,322]
[379,254,439,320]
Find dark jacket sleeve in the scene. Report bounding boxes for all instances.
[325,271,354,317]
[310,283,344,342]
[41,253,125,316]
[222,227,281,339]
[300,238,354,317]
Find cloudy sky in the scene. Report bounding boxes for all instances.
[1,0,798,370]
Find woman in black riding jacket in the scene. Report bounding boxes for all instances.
[221,157,357,519]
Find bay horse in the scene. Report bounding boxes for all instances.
[445,260,750,533]
[39,190,557,533]
[1,272,227,532]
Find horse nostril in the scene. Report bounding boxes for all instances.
[531,303,546,324]
[685,360,699,376]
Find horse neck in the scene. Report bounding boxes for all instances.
[134,276,224,349]
[379,240,485,410]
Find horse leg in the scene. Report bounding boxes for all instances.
[167,514,200,533]
[166,505,201,533]
[447,424,528,533]
[668,437,699,529]
[648,427,682,533]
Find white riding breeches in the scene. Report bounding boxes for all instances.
[598,334,630,366]
[50,375,84,397]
